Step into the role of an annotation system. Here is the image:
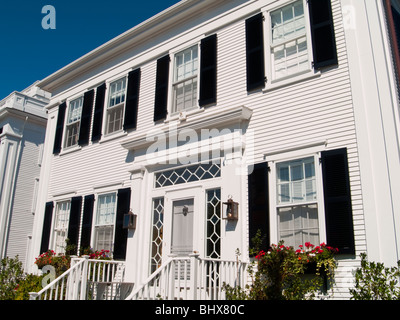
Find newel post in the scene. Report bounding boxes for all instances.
[80,255,90,300]
[189,253,200,300]
[29,292,39,300]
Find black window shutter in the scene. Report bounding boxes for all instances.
[248,162,270,252]
[113,188,131,260]
[53,102,66,154]
[199,34,217,106]
[308,0,338,69]
[40,202,54,254]
[245,13,265,91]
[67,196,82,249]
[78,90,95,146]
[123,68,141,130]
[80,194,95,250]
[154,55,170,122]
[91,83,106,142]
[321,148,355,255]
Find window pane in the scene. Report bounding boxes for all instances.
[67,98,83,124]
[94,225,114,253]
[278,204,319,247]
[270,0,308,79]
[206,189,221,259]
[108,78,126,108]
[96,193,116,225]
[277,157,316,204]
[65,122,80,148]
[150,198,164,274]
[155,162,221,188]
[107,104,124,134]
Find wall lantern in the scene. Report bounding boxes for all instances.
[123,210,137,230]
[223,195,239,221]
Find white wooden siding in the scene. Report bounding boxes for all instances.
[7,124,45,268]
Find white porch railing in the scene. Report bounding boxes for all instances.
[127,254,250,300]
[29,256,128,300]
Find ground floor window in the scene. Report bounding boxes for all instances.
[276,156,320,248]
[94,193,117,253]
[52,201,71,254]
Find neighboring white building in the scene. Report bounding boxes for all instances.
[0,82,50,269]
[28,0,400,299]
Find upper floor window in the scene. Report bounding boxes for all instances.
[245,0,338,91]
[65,97,83,148]
[106,78,126,134]
[269,0,310,80]
[172,45,199,114]
[153,34,216,122]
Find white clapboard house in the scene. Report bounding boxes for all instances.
[28,0,400,300]
[0,82,49,269]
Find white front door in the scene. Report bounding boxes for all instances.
[148,184,221,276]
[170,198,194,256]
[164,187,202,259]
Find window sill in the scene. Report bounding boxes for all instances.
[58,145,82,156]
[100,130,128,144]
[263,70,321,93]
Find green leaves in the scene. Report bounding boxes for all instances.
[224,232,338,300]
[0,256,25,300]
[350,253,400,300]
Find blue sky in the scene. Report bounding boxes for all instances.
[0,0,180,99]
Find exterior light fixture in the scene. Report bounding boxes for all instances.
[123,210,137,230]
[223,195,239,221]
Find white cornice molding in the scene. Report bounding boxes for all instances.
[37,0,226,93]
[120,105,253,151]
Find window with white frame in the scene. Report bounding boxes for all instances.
[106,78,126,134]
[276,156,320,247]
[269,0,311,80]
[65,97,83,148]
[172,45,199,114]
[52,201,71,254]
[94,193,117,253]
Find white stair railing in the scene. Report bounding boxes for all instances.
[127,254,249,300]
[29,256,88,300]
[29,257,128,300]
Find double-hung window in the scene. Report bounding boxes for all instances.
[106,78,126,134]
[52,201,71,254]
[276,156,320,248]
[172,45,199,114]
[249,148,355,254]
[65,97,83,148]
[269,0,311,81]
[246,0,338,91]
[94,193,117,253]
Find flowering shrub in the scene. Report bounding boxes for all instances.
[224,231,338,300]
[79,247,111,260]
[35,250,71,276]
[88,249,111,260]
[34,250,56,269]
[0,256,25,300]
